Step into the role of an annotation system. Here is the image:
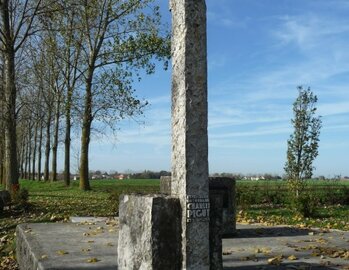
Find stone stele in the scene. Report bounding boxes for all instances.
[170,0,210,269]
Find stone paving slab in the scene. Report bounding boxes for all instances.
[223,224,349,269]
[16,221,349,270]
[70,217,115,223]
[16,220,118,270]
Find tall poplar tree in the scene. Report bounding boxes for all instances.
[75,0,170,190]
[0,0,44,191]
[285,86,322,196]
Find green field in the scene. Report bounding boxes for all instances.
[1,179,349,269]
[237,179,349,186]
[18,178,160,216]
[0,179,161,268]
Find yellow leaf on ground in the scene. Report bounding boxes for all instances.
[87,258,100,263]
[287,255,298,260]
[267,257,282,265]
[57,250,69,255]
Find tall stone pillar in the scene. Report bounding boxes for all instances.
[170,0,210,269]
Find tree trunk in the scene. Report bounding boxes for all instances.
[64,89,72,186]
[0,76,4,185]
[1,0,19,192]
[43,110,52,181]
[79,71,93,191]
[37,122,43,180]
[32,122,38,180]
[0,158,3,185]
[27,124,33,180]
[19,136,25,179]
[0,132,4,185]
[51,96,61,182]
[24,134,29,179]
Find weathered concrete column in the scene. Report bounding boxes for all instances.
[170,0,210,268]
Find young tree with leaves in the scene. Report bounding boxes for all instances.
[285,86,322,197]
[75,0,170,190]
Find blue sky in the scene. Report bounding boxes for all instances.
[65,0,349,177]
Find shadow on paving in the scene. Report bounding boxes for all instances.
[234,226,313,238]
[224,262,339,269]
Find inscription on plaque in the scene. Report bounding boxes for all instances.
[186,195,210,223]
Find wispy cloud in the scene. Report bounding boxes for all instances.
[318,102,349,116]
[273,14,349,52]
[211,125,290,139]
[207,11,247,29]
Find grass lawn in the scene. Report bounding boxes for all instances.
[236,180,349,231]
[0,178,348,269]
[0,179,160,269]
[237,179,349,186]
[238,205,349,231]
[8,178,160,217]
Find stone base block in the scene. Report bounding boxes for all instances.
[160,176,171,195]
[209,177,236,237]
[118,194,182,270]
[209,194,223,270]
[160,176,237,237]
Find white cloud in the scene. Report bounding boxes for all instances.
[207,11,241,28]
[318,102,349,116]
[273,14,349,51]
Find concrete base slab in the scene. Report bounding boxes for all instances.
[70,217,116,223]
[223,224,349,269]
[16,222,349,270]
[16,221,118,270]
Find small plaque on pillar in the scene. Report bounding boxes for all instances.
[186,195,210,223]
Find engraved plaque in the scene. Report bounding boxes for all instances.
[186,195,210,223]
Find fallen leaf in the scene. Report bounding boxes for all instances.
[287,255,298,260]
[57,250,69,255]
[268,256,282,265]
[87,257,100,263]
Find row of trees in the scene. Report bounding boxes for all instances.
[0,0,170,191]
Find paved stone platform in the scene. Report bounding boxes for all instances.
[224,224,349,269]
[16,221,349,269]
[16,220,118,270]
